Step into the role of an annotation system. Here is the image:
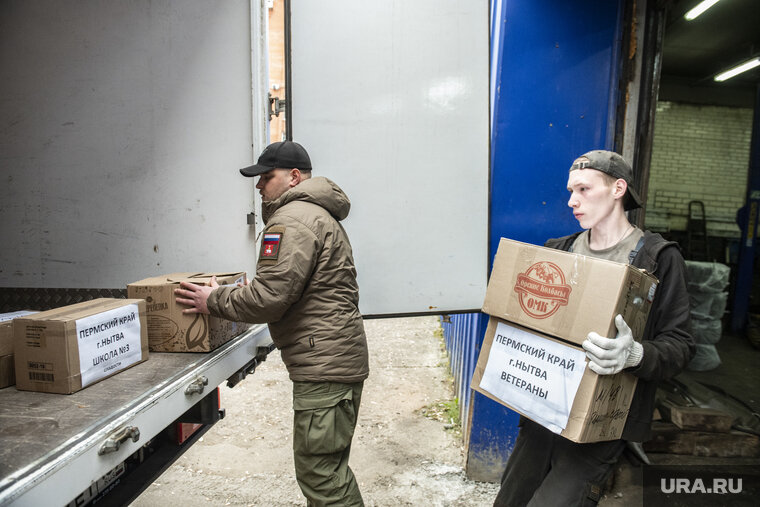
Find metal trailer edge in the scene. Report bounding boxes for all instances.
[0,325,273,507]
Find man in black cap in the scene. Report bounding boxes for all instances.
[494,150,694,506]
[175,140,369,506]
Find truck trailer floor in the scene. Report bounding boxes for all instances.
[131,316,500,506]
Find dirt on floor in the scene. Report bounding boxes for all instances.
[131,316,500,507]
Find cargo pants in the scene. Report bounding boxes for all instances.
[493,418,625,506]
[292,381,364,507]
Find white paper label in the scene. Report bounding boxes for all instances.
[647,282,657,302]
[76,303,143,387]
[0,310,37,322]
[222,274,246,288]
[479,321,587,433]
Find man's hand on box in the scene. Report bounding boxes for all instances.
[582,314,643,375]
[174,275,219,315]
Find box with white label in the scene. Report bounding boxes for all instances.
[472,317,638,443]
[127,272,250,352]
[13,299,148,394]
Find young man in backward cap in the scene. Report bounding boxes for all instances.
[493,150,694,506]
[175,141,369,507]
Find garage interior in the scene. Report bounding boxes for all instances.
[643,0,759,396]
[609,0,760,502]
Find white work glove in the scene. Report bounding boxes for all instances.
[582,314,643,375]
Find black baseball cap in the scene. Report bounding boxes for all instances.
[239,141,312,177]
[569,150,643,210]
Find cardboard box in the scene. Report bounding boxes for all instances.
[127,272,251,352]
[13,299,149,394]
[1,311,39,388]
[0,354,15,389]
[1,310,38,357]
[482,238,658,345]
[472,317,638,443]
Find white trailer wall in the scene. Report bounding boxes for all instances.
[0,1,268,288]
[1,0,489,317]
[291,0,490,315]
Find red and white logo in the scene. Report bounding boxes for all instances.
[260,232,282,259]
[513,261,572,319]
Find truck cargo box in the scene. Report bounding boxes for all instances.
[128,272,250,352]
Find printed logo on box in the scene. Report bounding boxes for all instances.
[513,262,572,319]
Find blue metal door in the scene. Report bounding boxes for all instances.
[445,0,628,482]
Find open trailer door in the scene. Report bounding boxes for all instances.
[286,0,490,316]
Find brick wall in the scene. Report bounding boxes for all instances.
[645,101,753,237]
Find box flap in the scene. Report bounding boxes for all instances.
[166,272,205,282]
[190,272,243,280]
[128,273,199,286]
[15,299,144,322]
[166,272,246,285]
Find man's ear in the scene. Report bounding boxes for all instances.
[289,168,302,187]
[613,178,627,200]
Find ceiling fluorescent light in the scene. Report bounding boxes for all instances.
[684,0,721,21]
[714,57,760,82]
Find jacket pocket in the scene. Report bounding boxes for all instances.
[293,387,356,456]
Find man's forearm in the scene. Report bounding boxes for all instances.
[208,283,292,324]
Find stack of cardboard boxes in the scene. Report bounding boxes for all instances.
[5,271,250,395]
[13,299,150,394]
[472,238,659,442]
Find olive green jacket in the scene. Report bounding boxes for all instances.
[207,177,369,383]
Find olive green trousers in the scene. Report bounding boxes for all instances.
[292,381,364,507]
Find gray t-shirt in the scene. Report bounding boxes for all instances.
[570,226,644,264]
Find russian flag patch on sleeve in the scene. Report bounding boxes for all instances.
[260,232,283,260]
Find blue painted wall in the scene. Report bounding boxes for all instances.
[490,0,624,251]
[441,313,488,436]
[444,0,628,482]
[732,84,760,332]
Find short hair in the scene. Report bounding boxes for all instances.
[599,171,618,186]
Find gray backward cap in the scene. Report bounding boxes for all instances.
[570,150,643,211]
